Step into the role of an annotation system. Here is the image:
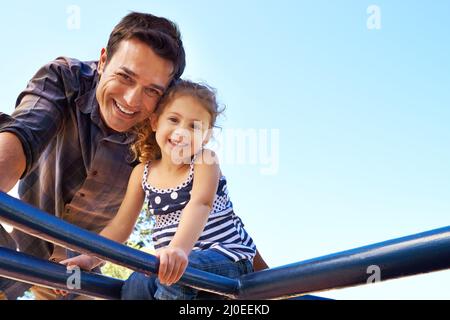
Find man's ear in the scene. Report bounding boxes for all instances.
[98,48,107,75]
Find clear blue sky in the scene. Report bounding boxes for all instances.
[0,1,449,299]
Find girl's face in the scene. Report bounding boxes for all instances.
[152,95,212,164]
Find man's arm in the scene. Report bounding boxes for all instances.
[0,58,78,189]
[0,132,26,192]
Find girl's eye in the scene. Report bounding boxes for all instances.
[191,123,202,130]
[168,117,178,123]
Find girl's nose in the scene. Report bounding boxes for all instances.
[171,129,186,142]
[171,134,182,143]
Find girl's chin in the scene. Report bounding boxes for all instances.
[169,156,193,165]
[163,148,194,164]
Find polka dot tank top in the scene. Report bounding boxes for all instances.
[142,156,256,262]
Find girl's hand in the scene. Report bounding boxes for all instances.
[155,247,188,286]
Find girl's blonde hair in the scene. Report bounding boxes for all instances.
[130,79,224,163]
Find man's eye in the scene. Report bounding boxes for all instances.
[118,73,132,83]
[145,88,161,98]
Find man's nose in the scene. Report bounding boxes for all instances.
[123,86,142,109]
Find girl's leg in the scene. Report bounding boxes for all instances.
[153,249,253,300]
[121,272,158,300]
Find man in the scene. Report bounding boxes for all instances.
[0,12,267,300]
[0,11,184,300]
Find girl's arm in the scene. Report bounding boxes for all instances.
[59,163,146,270]
[157,149,220,285]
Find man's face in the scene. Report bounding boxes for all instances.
[96,38,174,133]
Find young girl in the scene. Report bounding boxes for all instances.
[59,79,257,300]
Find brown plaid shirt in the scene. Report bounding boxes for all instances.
[0,57,136,261]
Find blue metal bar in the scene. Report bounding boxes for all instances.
[0,246,123,300]
[236,226,450,299]
[0,192,239,298]
[1,191,448,300]
[0,247,331,300]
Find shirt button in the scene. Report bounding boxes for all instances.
[79,192,85,197]
[92,170,98,176]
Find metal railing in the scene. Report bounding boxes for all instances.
[0,246,123,300]
[1,191,449,299]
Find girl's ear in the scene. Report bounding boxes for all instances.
[202,128,213,146]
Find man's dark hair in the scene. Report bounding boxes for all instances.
[106,11,186,80]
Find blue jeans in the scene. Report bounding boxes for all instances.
[121,249,253,300]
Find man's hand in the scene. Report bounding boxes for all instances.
[59,254,99,271]
[53,265,80,297]
[53,254,100,296]
[155,246,188,286]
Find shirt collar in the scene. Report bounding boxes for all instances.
[75,70,99,116]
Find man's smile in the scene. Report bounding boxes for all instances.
[113,100,138,116]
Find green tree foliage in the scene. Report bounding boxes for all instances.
[101,207,155,280]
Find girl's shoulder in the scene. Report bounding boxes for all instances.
[137,159,161,172]
[192,149,222,178]
[132,162,147,174]
[133,161,154,181]
[127,162,148,189]
[193,148,220,167]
